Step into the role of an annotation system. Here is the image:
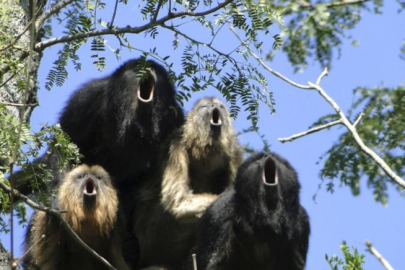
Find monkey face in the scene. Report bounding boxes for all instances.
[61,165,113,210]
[194,97,230,140]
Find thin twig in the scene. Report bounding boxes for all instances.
[152,0,164,22]
[229,23,312,90]
[35,0,78,30]
[353,112,365,127]
[110,0,119,28]
[366,241,395,270]
[192,254,198,270]
[0,181,117,270]
[0,101,38,107]
[13,234,45,266]
[279,119,342,143]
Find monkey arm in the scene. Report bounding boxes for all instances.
[160,141,217,219]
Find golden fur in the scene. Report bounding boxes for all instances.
[133,97,243,269]
[24,165,130,270]
[160,97,243,218]
[57,165,118,237]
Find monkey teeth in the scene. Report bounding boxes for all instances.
[84,178,97,195]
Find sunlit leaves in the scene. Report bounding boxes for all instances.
[326,241,365,270]
[318,86,405,204]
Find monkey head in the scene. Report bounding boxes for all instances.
[184,97,233,147]
[58,165,118,236]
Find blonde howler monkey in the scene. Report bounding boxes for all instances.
[23,165,130,270]
[133,97,243,269]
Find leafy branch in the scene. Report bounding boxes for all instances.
[231,23,405,190]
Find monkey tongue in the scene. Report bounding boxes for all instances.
[83,177,97,196]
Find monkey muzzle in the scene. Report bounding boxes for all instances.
[83,177,98,209]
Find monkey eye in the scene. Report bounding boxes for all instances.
[94,174,103,180]
[78,174,88,179]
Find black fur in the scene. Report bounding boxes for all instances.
[187,152,310,270]
[59,58,184,186]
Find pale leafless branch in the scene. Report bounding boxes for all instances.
[279,119,342,143]
[0,181,117,270]
[192,253,198,270]
[366,241,395,270]
[353,112,365,127]
[307,80,405,188]
[229,24,312,90]
[231,24,405,189]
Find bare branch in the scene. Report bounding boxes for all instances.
[110,0,119,28]
[0,101,38,107]
[0,182,117,270]
[279,120,342,143]
[233,18,405,188]
[229,23,312,90]
[192,253,198,270]
[307,81,405,189]
[315,67,328,85]
[36,0,78,30]
[366,241,394,270]
[152,0,164,23]
[353,112,365,127]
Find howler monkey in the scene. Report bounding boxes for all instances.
[59,58,184,185]
[187,152,310,270]
[133,97,243,269]
[23,165,130,270]
[13,58,184,197]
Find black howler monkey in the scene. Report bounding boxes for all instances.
[187,152,310,270]
[59,58,184,185]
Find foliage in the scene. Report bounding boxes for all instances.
[0,103,81,231]
[326,241,365,270]
[270,0,382,72]
[317,86,405,205]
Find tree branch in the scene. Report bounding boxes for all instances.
[279,120,342,143]
[0,181,117,270]
[35,0,235,51]
[229,23,312,90]
[307,79,405,188]
[366,241,394,270]
[233,28,405,189]
[36,0,78,30]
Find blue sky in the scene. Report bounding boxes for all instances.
[2,1,405,269]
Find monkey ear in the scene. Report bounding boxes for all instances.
[263,155,278,186]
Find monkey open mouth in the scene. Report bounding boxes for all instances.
[83,177,97,196]
[263,156,278,186]
[210,108,222,126]
[137,72,155,102]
